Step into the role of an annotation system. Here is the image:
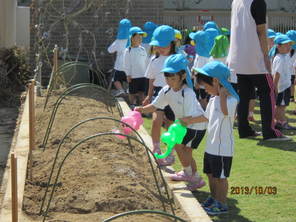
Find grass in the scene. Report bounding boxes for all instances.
[143,102,296,222]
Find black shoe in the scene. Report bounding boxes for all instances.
[239,131,262,138]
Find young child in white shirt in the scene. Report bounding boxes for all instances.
[143,25,178,166]
[123,27,148,106]
[136,54,208,191]
[272,34,296,130]
[194,61,239,215]
[107,19,131,96]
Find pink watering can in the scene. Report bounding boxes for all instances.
[114,110,144,139]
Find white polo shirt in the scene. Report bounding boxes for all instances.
[292,52,296,76]
[205,96,238,157]
[272,54,293,93]
[152,85,207,130]
[123,46,148,79]
[145,55,168,87]
[107,39,128,71]
[192,55,209,70]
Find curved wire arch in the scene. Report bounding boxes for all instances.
[44,62,108,109]
[42,132,175,222]
[39,116,146,213]
[102,210,188,222]
[41,84,123,150]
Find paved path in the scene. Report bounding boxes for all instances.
[0,108,18,209]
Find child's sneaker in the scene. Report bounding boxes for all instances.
[186,178,206,191]
[170,171,204,184]
[202,196,215,208]
[170,170,191,181]
[204,200,228,216]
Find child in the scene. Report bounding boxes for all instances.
[286,30,296,103]
[143,25,178,166]
[194,61,239,215]
[123,27,148,107]
[107,19,131,96]
[189,30,212,109]
[272,34,296,130]
[142,21,158,54]
[136,54,208,191]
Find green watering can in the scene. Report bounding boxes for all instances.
[154,120,187,159]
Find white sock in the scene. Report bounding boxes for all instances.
[184,166,193,176]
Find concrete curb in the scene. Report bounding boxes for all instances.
[0,92,32,221]
[117,98,212,222]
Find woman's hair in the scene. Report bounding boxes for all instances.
[196,73,214,86]
[164,70,187,85]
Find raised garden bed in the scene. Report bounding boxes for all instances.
[22,87,189,222]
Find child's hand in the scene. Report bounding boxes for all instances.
[134,106,143,113]
[142,96,151,106]
[219,87,230,97]
[127,76,132,83]
[179,117,191,126]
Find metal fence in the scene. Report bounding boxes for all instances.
[163,10,296,33]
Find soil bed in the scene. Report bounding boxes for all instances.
[23,89,188,222]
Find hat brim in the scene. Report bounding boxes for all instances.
[281,40,294,44]
[149,40,171,47]
[189,33,196,40]
[193,67,211,77]
[161,67,178,73]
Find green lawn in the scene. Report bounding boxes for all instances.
[143,103,296,222]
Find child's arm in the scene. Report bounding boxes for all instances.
[135,104,157,114]
[107,40,117,53]
[273,72,280,94]
[143,79,155,105]
[179,115,208,126]
[123,49,132,83]
[219,87,230,116]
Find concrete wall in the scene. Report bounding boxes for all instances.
[30,0,164,78]
[0,0,17,48]
[16,6,30,48]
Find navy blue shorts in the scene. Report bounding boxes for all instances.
[276,87,290,106]
[182,129,206,149]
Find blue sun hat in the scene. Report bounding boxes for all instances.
[194,61,240,101]
[203,21,220,32]
[189,30,212,58]
[161,54,193,89]
[150,25,176,47]
[143,21,158,44]
[116,19,132,40]
[126,26,147,47]
[205,28,220,51]
[286,30,296,50]
[267,29,276,39]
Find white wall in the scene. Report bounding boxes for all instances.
[16,6,30,48]
[0,0,17,47]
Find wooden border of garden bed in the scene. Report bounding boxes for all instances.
[0,91,212,222]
